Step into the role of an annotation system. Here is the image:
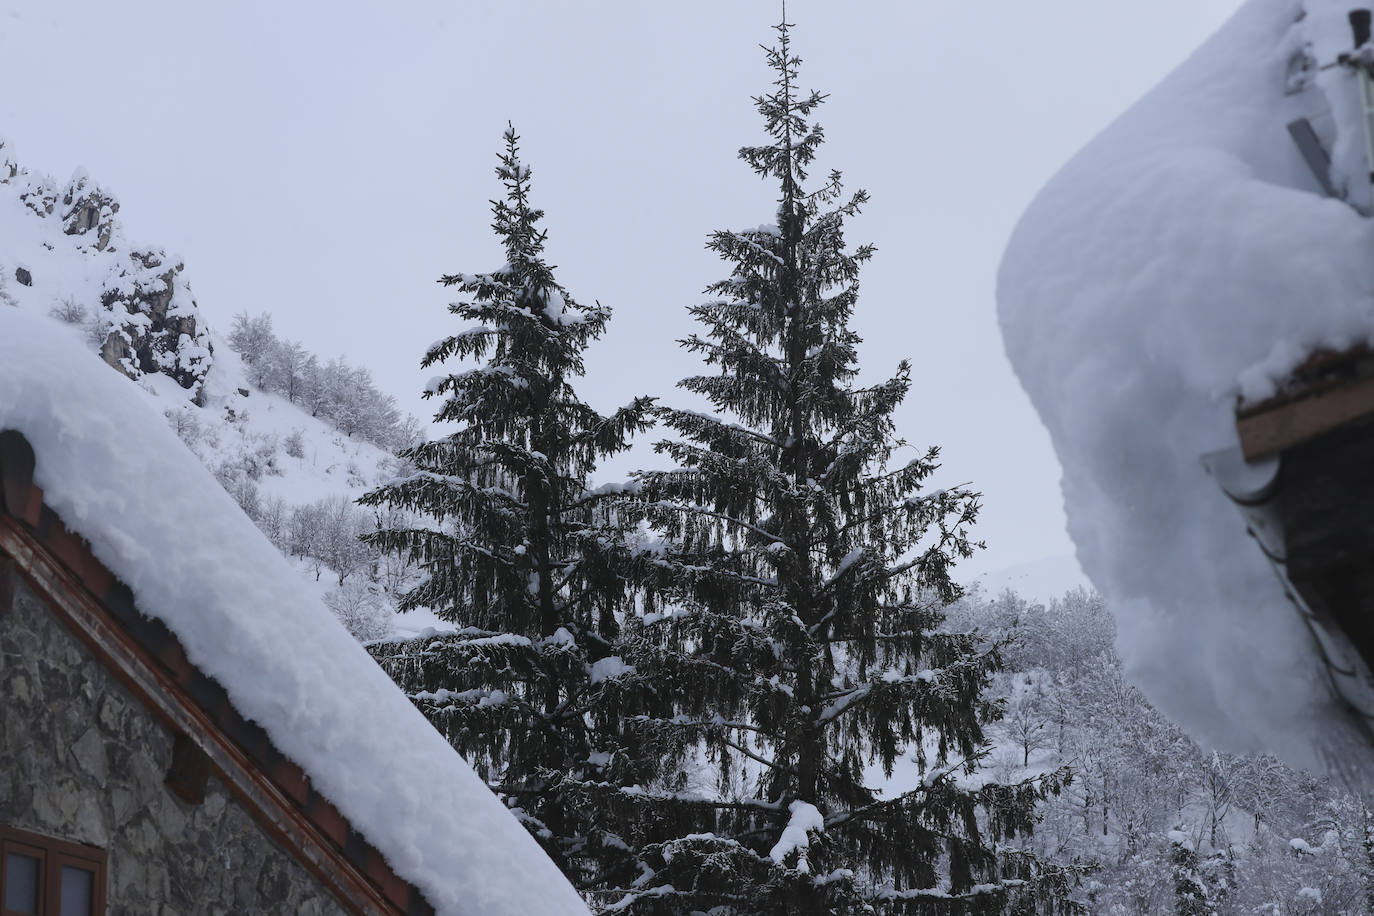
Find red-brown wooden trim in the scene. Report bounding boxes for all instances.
[48,849,105,916]
[1,831,49,916]
[0,516,432,916]
[1237,373,1374,459]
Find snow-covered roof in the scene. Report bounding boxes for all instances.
[998,0,1374,776]
[0,308,587,916]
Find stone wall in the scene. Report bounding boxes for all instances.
[0,574,350,916]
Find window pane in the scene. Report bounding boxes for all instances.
[3,852,39,914]
[59,866,93,916]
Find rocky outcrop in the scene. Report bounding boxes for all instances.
[0,140,215,402]
[96,249,213,401]
[60,170,119,251]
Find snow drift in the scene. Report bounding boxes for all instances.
[998,0,1374,779]
[0,308,587,915]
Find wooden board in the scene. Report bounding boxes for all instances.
[1238,373,1374,460]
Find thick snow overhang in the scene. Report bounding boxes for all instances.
[0,428,433,915]
[0,309,589,916]
[997,0,1374,777]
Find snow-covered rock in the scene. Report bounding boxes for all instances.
[998,0,1374,778]
[0,306,588,915]
[0,139,213,397]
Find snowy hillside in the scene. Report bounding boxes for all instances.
[0,138,417,639]
[998,0,1374,778]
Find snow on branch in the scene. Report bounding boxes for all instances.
[768,800,825,873]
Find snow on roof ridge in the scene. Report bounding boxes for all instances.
[0,309,587,916]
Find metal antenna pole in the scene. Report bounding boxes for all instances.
[1359,71,1374,186]
[1351,10,1374,185]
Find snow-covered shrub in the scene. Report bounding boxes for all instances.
[82,310,109,349]
[284,428,305,459]
[164,406,202,448]
[286,503,323,576]
[288,495,374,584]
[249,435,280,478]
[255,496,289,550]
[215,465,260,521]
[218,433,280,482]
[395,414,424,450]
[228,311,276,365]
[367,504,420,597]
[48,296,86,324]
[323,578,392,643]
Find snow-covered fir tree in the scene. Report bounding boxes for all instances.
[594,19,1081,914]
[361,126,654,886]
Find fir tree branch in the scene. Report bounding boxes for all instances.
[649,500,786,546]
[720,736,789,775]
[602,783,784,814]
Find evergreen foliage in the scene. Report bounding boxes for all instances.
[1169,839,1212,916]
[591,19,1081,915]
[361,127,654,884]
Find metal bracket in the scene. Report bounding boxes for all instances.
[1287,118,1339,198]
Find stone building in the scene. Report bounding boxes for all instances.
[0,430,415,915]
[0,313,588,915]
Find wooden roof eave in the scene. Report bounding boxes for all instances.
[1237,345,1374,460]
[0,430,433,916]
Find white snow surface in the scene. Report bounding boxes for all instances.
[768,800,824,873]
[998,0,1374,777]
[588,655,636,684]
[0,309,587,915]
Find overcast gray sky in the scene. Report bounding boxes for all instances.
[0,0,1243,580]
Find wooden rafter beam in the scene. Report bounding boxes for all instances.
[1237,374,1374,460]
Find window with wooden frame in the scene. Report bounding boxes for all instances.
[0,826,105,916]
